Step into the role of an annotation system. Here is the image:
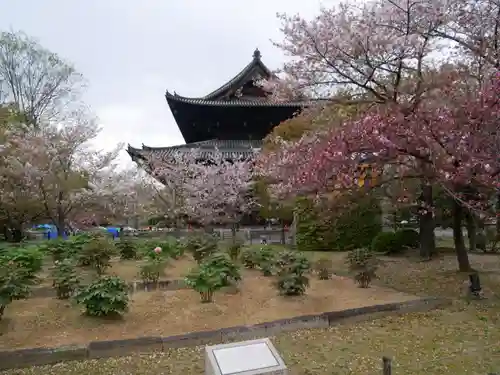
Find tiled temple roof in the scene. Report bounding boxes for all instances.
[127,139,262,162]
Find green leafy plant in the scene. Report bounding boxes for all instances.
[226,240,244,261]
[140,238,180,259]
[241,247,260,269]
[346,248,378,288]
[79,235,117,275]
[276,272,310,296]
[314,257,333,280]
[371,231,401,254]
[485,226,499,252]
[40,238,75,261]
[256,247,276,276]
[184,234,218,263]
[1,246,43,278]
[74,276,129,317]
[139,259,166,285]
[201,252,241,287]
[70,233,94,252]
[185,265,225,303]
[275,250,310,272]
[42,234,94,262]
[296,196,382,252]
[0,262,35,320]
[275,250,311,296]
[394,228,420,249]
[50,258,81,299]
[116,238,138,260]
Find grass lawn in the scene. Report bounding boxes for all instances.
[2,247,500,374]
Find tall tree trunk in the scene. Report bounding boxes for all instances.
[496,192,500,239]
[465,212,477,252]
[10,227,23,242]
[452,199,472,271]
[2,224,10,241]
[419,184,436,259]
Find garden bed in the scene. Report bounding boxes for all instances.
[2,254,498,375]
[0,271,416,350]
[36,255,197,287]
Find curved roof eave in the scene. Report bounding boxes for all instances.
[165,48,276,102]
[165,91,310,107]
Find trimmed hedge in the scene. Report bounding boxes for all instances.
[296,196,382,252]
[371,228,420,254]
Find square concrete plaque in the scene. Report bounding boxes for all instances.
[205,338,287,375]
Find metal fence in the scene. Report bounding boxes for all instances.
[137,227,295,246]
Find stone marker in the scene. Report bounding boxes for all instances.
[205,338,287,375]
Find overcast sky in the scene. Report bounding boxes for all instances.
[0,0,334,167]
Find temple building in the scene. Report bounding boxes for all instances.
[127,49,307,167]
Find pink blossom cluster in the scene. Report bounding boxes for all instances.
[149,148,256,226]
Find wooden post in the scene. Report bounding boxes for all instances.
[382,356,392,375]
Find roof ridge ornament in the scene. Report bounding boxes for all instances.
[253,48,261,60]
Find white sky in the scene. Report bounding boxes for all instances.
[0,0,336,168]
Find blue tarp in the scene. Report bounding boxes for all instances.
[34,224,119,239]
[106,227,119,239]
[33,224,68,239]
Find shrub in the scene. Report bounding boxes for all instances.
[42,234,94,262]
[296,196,382,252]
[185,264,225,303]
[74,276,129,317]
[371,231,401,254]
[169,238,185,259]
[40,239,76,261]
[116,238,138,260]
[346,248,378,288]
[275,250,310,271]
[139,259,166,284]
[201,252,241,287]
[70,233,94,252]
[141,238,183,259]
[184,234,218,263]
[79,235,117,275]
[394,228,420,249]
[256,247,276,276]
[143,244,166,262]
[1,246,43,278]
[275,250,311,296]
[0,262,35,320]
[485,226,499,252]
[276,272,310,296]
[226,240,244,261]
[314,258,333,280]
[241,247,260,269]
[50,259,81,299]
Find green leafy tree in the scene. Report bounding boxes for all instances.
[0,30,84,127]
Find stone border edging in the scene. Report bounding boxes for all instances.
[0,297,451,370]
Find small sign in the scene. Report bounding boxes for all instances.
[205,338,287,375]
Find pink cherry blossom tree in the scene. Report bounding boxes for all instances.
[257,72,499,270]
[2,116,123,236]
[147,148,256,233]
[257,0,500,263]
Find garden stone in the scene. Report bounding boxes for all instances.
[205,338,287,375]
